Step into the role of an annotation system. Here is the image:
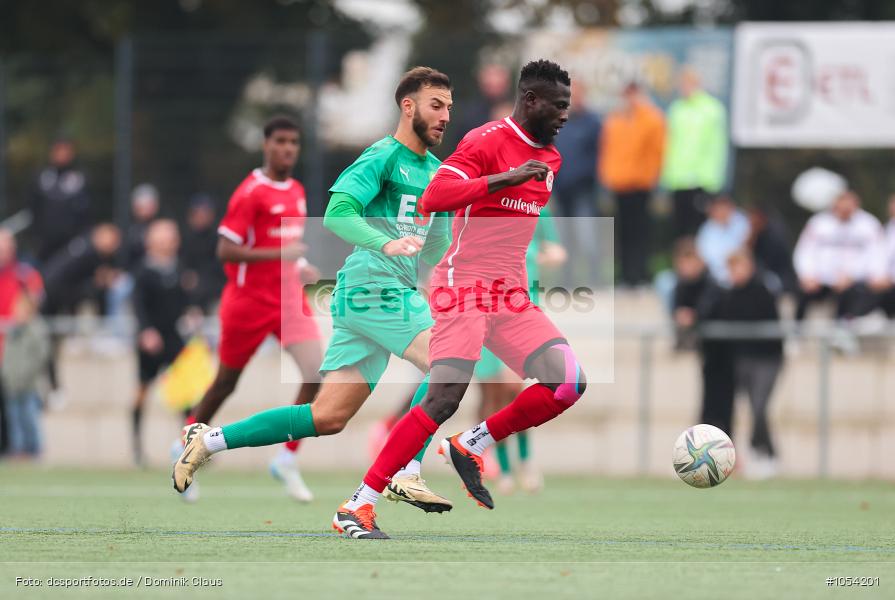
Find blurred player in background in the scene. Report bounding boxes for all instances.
[333,60,586,539]
[174,67,455,514]
[131,220,191,466]
[176,116,323,502]
[475,207,566,495]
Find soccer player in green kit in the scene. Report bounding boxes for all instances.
[173,67,455,512]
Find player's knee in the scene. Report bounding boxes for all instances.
[313,409,349,436]
[421,391,463,425]
[552,344,586,406]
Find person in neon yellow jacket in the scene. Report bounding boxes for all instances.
[662,67,728,240]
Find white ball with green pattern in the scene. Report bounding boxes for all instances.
[673,424,736,488]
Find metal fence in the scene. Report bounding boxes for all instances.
[6,313,892,478]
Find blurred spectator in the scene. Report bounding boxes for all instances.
[599,81,665,287]
[553,78,602,286]
[662,68,728,240]
[41,224,121,397]
[695,194,750,286]
[0,229,44,455]
[30,137,92,263]
[180,194,225,312]
[670,237,710,350]
[699,250,782,479]
[793,190,888,320]
[1,289,51,461]
[123,184,161,272]
[41,224,122,316]
[878,193,895,317]
[747,203,797,296]
[131,220,190,466]
[0,229,44,348]
[460,63,511,135]
[106,184,162,324]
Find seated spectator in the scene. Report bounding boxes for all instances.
[1,289,51,460]
[181,194,225,313]
[40,224,122,398]
[695,194,750,287]
[747,202,797,296]
[699,250,782,479]
[670,237,710,350]
[793,190,888,320]
[41,224,122,316]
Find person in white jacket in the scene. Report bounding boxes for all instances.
[793,190,889,320]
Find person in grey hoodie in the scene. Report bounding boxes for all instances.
[1,288,51,458]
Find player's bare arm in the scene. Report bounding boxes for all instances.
[216,236,306,263]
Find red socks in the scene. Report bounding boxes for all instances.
[485,384,567,442]
[363,406,439,492]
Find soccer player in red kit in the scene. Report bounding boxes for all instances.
[179,116,323,502]
[333,60,588,538]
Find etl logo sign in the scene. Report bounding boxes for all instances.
[398,194,432,226]
[757,41,811,125]
[733,23,895,148]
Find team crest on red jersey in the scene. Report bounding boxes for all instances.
[546,170,554,192]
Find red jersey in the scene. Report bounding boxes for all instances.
[217,168,307,306]
[0,261,44,361]
[428,117,562,290]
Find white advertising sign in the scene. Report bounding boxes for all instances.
[732,23,895,147]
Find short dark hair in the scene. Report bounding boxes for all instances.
[264,115,299,139]
[518,59,571,91]
[394,66,452,106]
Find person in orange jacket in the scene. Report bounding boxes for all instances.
[598,81,665,287]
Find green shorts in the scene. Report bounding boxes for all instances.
[320,284,433,389]
[474,347,507,381]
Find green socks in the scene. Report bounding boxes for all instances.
[218,373,439,459]
[409,374,433,463]
[495,441,511,475]
[517,431,530,462]
[495,433,530,475]
[221,403,317,449]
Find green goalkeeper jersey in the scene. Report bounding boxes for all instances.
[328,136,446,291]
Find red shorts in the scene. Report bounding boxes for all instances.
[218,284,321,370]
[428,286,565,378]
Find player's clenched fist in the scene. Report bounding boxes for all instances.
[512,159,551,183]
[488,159,552,193]
[381,236,424,257]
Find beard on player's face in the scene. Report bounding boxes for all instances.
[412,111,441,148]
[528,112,556,145]
[524,85,570,144]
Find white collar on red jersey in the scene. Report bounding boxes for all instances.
[252,168,294,190]
[503,117,544,148]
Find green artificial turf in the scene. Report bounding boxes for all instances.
[1,466,893,599]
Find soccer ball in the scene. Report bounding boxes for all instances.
[672,424,736,488]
